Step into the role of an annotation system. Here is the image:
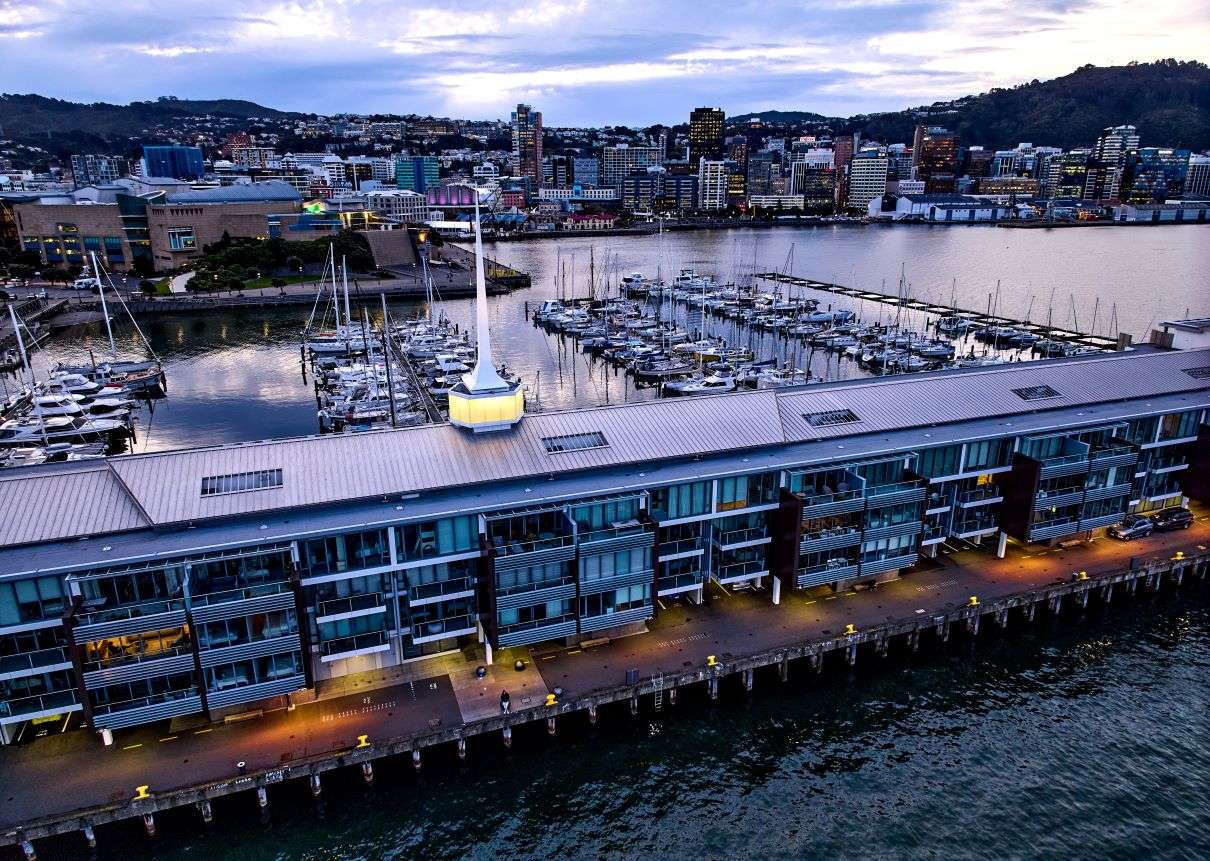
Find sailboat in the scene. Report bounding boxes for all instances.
[53,252,165,393]
[304,247,370,356]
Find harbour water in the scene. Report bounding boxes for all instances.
[9,224,1208,453]
[65,590,1209,860]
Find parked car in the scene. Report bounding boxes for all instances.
[1150,507,1194,532]
[1107,514,1154,541]
[71,276,101,291]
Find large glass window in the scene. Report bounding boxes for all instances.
[495,561,570,594]
[1159,410,1200,441]
[83,627,191,671]
[716,472,779,511]
[396,515,478,561]
[189,550,291,598]
[303,529,389,575]
[963,439,1011,471]
[571,498,641,533]
[649,481,711,520]
[580,584,650,617]
[580,547,648,582]
[0,576,65,626]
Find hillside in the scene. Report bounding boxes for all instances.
[842,60,1210,150]
[0,94,303,149]
[730,109,836,126]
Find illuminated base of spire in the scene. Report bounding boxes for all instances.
[447,381,524,433]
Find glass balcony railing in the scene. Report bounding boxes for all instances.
[657,570,703,591]
[717,526,769,546]
[0,647,70,675]
[409,577,475,603]
[958,485,1002,504]
[320,630,387,658]
[576,522,647,545]
[1090,445,1135,463]
[188,580,289,608]
[866,480,923,499]
[0,688,79,719]
[496,575,574,598]
[76,597,187,627]
[658,536,704,557]
[411,614,474,640]
[1041,451,1089,468]
[800,525,861,542]
[82,640,192,674]
[497,614,576,638]
[90,687,196,717]
[490,533,574,557]
[316,592,383,619]
[716,559,766,579]
[798,558,858,576]
[798,488,862,508]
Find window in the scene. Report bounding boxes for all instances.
[650,481,712,520]
[0,576,65,626]
[303,530,389,576]
[580,547,648,582]
[396,515,478,561]
[542,431,608,453]
[1158,410,1200,441]
[1012,385,1061,401]
[167,227,197,251]
[804,408,861,428]
[200,469,283,497]
[963,439,1010,471]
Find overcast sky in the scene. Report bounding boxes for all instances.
[2,0,1208,125]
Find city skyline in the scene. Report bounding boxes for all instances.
[2,0,1209,125]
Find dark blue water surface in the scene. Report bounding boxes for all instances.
[46,590,1208,861]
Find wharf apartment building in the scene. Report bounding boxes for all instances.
[0,348,1206,743]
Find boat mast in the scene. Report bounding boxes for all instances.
[91,252,117,360]
[8,304,48,444]
[341,255,352,331]
[330,245,340,330]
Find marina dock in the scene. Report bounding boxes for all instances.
[1,523,1205,855]
[756,273,1123,350]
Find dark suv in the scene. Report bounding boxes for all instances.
[1150,507,1194,532]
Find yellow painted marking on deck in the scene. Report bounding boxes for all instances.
[122,743,143,750]
[541,654,557,661]
[824,595,838,601]
[842,592,858,598]
[193,728,213,735]
[566,649,582,655]
[803,599,817,606]
[158,736,178,742]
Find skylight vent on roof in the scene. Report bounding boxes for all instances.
[1012,385,1061,401]
[542,431,608,454]
[1183,366,1210,380]
[201,469,283,497]
[803,408,861,428]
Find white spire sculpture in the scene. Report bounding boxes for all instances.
[446,193,525,432]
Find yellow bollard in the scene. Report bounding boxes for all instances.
[1077,571,1088,581]
[544,693,557,707]
[355,734,370,749]
[843,623,856,636]
[133,785,150,800]
[706,655,718,667]
[968,595,980,606]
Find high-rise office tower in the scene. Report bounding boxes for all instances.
[688,107,725,172]
[911,125,958,193]
[511,104,543,189]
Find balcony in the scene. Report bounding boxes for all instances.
[1089,445,1138,470]
[409,576,476,607]
[580,605,652,634]
[1034,487,1084,510]
[800,526,862,555]
[715,559,767,585]
[198,634,302,668]
[954,516,1000,539]
[1080,511,1128,531]
[490,533,576,572]
[798,488,864,519]
[1028,517,1081,542]
[1150,455,1189,474]
[0,688,81,723]
[188,579,295,618]
[497,616,578,648]
[956,485,1003,507]
[580,568,654,594]
[1039,452,1091,479]
[82,639,194,684]
[1082,482,1133,504]
[656,570,705,596]
[921,525,947,545]
[657,536,704,560]
[320,630,390,663]
[865,481,926,508]
[411,614,476,644]
[90,690,203,731]
[495,578,577,613]
[577,522,654,554]
[316,592,385,623]
[860,553,919,576]
[795,559,858,588]
[73,598,187,642]
[862,520,924,542]
[0,646,71,680]
[715,525,770,550]
[206,675,307,711]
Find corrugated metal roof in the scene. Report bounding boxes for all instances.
[4,348,1208,547]
[164,181,302,204]
[0,463,149,546]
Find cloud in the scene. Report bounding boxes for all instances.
[0,0,1207,123]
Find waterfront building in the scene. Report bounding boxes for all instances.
[832,135,855,207]
[977,176,1041,196]
[847,148,889,211]
[1050,150,1092,198]
[1112,201,1208,223]
[0,347,1204,743]
[544,155,574,189]
[912,125,958,193]
[572,157,600,187]
[365,189,427,224]
[142,145,205,181]
[697,159,729,210]
[1185,154,1210,197]
[868,192,1025,223]
[747,194,805,211]
[395,155,440,193]
[688,107,725,171]
[601,145,663,189]
[69,155,126,188]
[1120,148,1191,203]
[746,151,778,197]
[511,104,543,189]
